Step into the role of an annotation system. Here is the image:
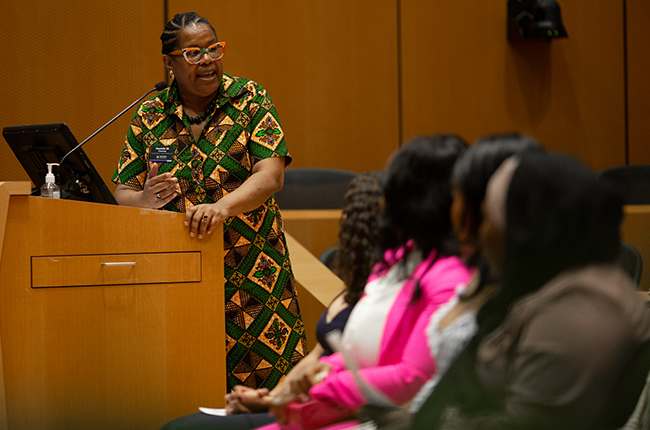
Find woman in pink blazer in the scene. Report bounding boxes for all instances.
[261,134,473,430]
[307,245,473,411]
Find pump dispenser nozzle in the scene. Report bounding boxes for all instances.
[45,163,59,183]
[41,163,61,198]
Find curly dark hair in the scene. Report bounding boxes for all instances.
[332,171,384,305]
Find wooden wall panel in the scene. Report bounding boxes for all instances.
[166,0,400,173]
[627,0,650,165]
[1,1,635,181]
[400,0,626,171]
[0,0,165,192]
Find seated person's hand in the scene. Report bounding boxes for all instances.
[302,361,332,391]
[225,385,272,415]
[268,390,300,425]
[268,361,332,425]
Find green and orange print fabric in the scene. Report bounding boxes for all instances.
[112,73,307,390]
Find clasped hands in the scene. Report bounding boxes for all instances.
[225,361,332,425]
[144,163,229,239]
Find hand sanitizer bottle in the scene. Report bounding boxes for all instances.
[41,163,61,199]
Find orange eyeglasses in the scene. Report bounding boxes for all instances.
[169,42,226,64]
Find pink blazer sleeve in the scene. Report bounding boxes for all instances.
[309,255,472,410]
[318,352,346,372]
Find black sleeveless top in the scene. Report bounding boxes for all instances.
[315,305,355,356]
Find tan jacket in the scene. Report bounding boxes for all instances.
[476,264,650,429]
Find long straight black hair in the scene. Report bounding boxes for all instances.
[378,134,468,304]
[380,134,468,263]
[451,132,543,252]
[476,151,623,339]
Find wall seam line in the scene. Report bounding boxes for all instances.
[397,0,403,147]
[623,0,630,166]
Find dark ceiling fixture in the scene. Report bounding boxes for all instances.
[508,0,568,40]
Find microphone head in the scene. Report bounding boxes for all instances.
[154,81,169,91]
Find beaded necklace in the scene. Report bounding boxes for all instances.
[185,96,218,124]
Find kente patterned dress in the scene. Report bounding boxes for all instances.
[111,73,308,391]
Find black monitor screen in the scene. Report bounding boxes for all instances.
[2,123,117,205]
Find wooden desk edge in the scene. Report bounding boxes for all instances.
[625,205,650,214]
[281,209,342,220]
[285,232,344,307]
[0,181,31,196]
[0,182,28,430]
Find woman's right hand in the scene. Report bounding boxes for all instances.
[290,361,332,395]
[143,163,179,208]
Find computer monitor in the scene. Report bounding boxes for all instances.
[2,122,118,205]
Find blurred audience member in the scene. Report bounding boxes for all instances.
[261,134,473,430]
[414,152,650,430]
[408,133,544,414]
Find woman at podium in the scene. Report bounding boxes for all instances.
[111,11,307,392]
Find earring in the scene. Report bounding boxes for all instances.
[169,69,174,80]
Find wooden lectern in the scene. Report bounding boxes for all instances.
[0,182,225,430]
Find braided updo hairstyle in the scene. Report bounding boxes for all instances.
[161,12,217,54]
[333,171,384,305]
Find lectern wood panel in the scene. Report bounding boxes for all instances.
[0,191,225,430]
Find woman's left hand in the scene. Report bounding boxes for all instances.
[182,157,285,239]
[184,203,229,239]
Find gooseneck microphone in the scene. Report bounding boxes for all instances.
[59,81,168,166]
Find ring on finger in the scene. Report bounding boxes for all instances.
[202,215,210,223]
[156,193,162,202]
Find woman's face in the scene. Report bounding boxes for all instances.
[164,23,224,102]
[478,195,507,277]
[450,186,471,241]
[450,185,476,259]
[480,157,520,277]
